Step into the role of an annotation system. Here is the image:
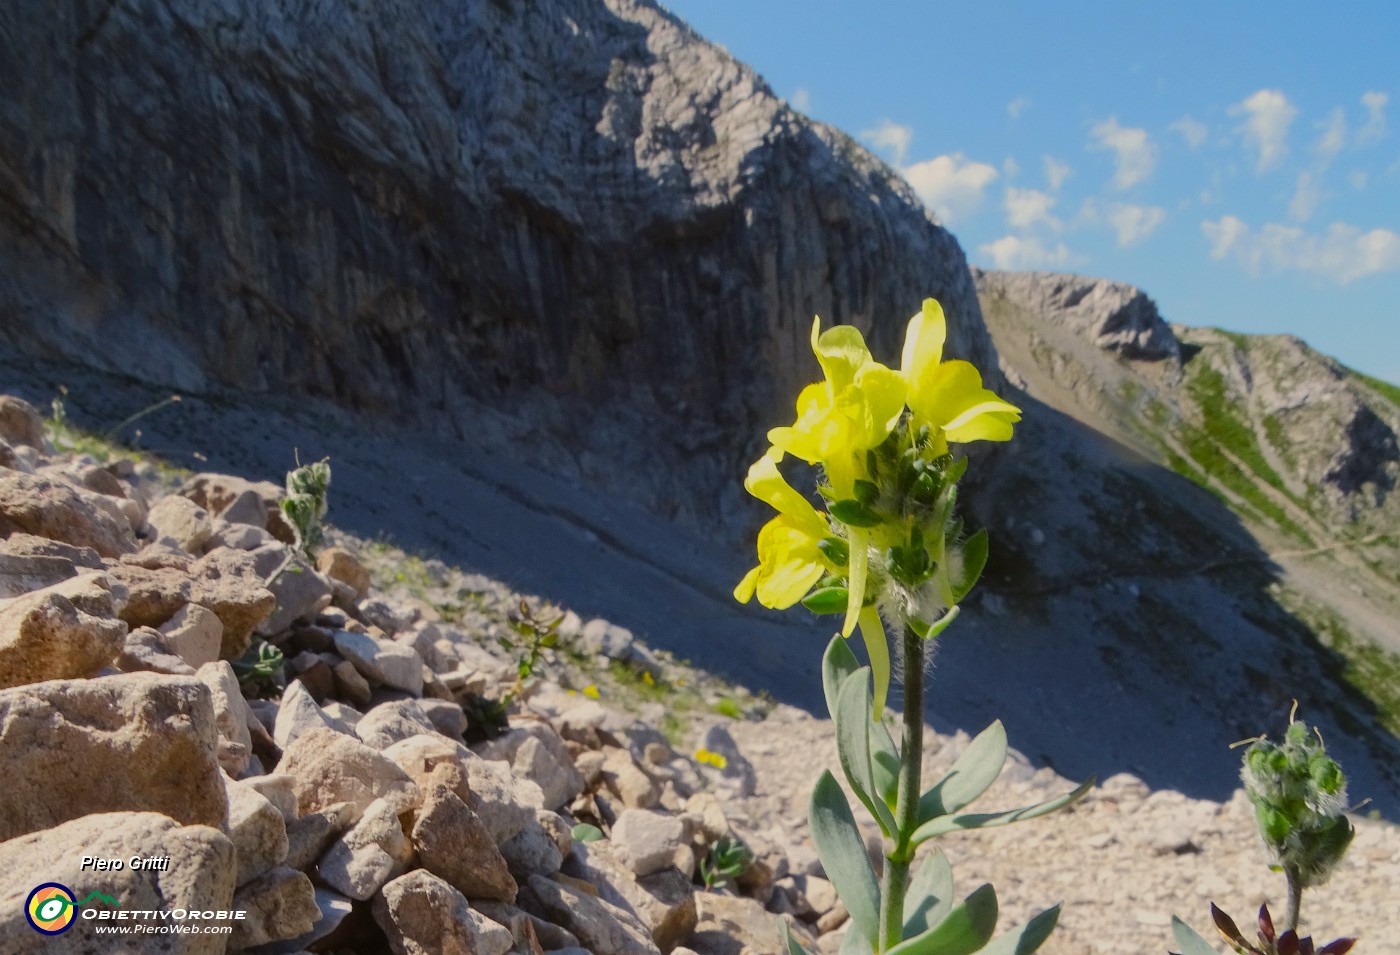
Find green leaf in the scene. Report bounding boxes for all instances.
[945,456,968,484]
[1170,916,1221,955]
[871,720,900,811]
[918,721,1008,823]
[978,905,1061,955]
[781,920,815,955]
[853,479,880,504]
[887,883,998,955]
[839,923,873,955]
[903,849,954,937]
[810,771,882,947]
[830,499,884,528]
[571,823,604,843]
[803,587,851,615]
[909,606,961,641]
[819,537,851,567]
[835,670,896,837]
[822,635,861,722]
[910,778,1095,847]
[953,529,989,603]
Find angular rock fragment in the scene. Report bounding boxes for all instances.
[411,784,518,902]
[229,866,320,949]
[0,673,226,841]
[0,578,127,689]
[0,473,136,557]
[279,727,419,817]
[374,869,514,955]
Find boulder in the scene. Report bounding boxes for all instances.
[355,698,440,750]
[0,576,127,689]
[189,547,277,658]
[0,812,235,955]
[0,473,135,557]
[0,551,76,598]
[285,802,356,871]
[333,629,424,695]
[146,494,214,555]
[0,673,226,841]
[612,808,688,877]
[195,661,255,778]
[226,780,291,885]
[522,874,661,955]
[317,546,371,598]
[691,892,815,955]
[411,784,518,902]
[109,562,193,628]
[160,603,225,669]
[316,796,412,900]
[374,870,515,955]
[279,727,419,817]
[117,625,197,675]
[274,678,355,748]
[0,395,49,450]
[499,814,565,880]
[253,544,336,636]
[229,866,321,949]
[0,532,105,569]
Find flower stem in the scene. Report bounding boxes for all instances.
[878,624,925,952]
[1283,864,1304,933]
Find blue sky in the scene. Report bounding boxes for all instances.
[661,1,1400,384]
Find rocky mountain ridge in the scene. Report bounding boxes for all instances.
[1,0,990,529]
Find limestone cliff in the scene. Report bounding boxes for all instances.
[0,0,989,526]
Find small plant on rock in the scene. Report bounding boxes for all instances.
[498,599,565,707]
[280,456,331,559]
[735,300,1089,955]
[700,835,751,890]
[232,640,285,698]
[1171,708,1357,954]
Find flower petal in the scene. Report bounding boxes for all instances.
[733,565,760,603]
[851,363,908,448]
[754,518,827,608]
[901,298,948,381]
[857,603,890,717]
[743,454,828,538]
[812,317,875,394]
[909,360,1021,442]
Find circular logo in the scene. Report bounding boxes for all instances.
[25,883,76,935]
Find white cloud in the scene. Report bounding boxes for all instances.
[1170,115,1209,149]
[977,235,1075,271]
[1104,202,1166,246]
[1357,91,1388,146]
[1004,188,1061,233]
[1289,171,1322,222]
[1007,96,1031,120]
[1002,156,1020,178]
[790,87,811,112]
[1202,215,1400,284]
[1231,89,1298,172]
[861,119,914,166]
[1351,170,1369,191]
[1088,117,1157,189]
[1043,156,1071,191]
[903,153,999,224]
[1315,108,1348,163]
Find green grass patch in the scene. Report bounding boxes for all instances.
[1351,369,1400,409]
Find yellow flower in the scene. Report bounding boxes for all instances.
[733,451,834,610]
[694,749,729,770]
[582,685,601,700]
[902,299,1021,448]
[768,318,906,499]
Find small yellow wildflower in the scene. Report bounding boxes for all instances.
[582,685,601,700]
[901,299,1021,448]
[694,749,729,770]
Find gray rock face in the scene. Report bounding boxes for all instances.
[975,269,1181,362]
[0,0,992,528]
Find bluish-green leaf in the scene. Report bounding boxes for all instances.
[887,883,998,955]
[830,499,884,528]
[978,905,1061,955]
[871,720,900,812]
[810,771,881,946]
[910,778,1095,847]
[835,670,896,837]
[953,529,989,603]
[804,587,851,616]
[909,606,961,641]
[1170,916,1221,955]
[903,849,954,937]
[839,922,873,955]
[819,537,851,567]
[822,635,861,722]
[781,919,815,955]
[918,721,1008,823]
[571,823,604,843]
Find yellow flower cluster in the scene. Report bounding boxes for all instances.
[734,299,1020,711]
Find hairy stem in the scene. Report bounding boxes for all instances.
[878,624,925,952]
[1283,864,1304,934]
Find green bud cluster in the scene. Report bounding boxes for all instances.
[1240,717,1354,888]
[280,458,331,559]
